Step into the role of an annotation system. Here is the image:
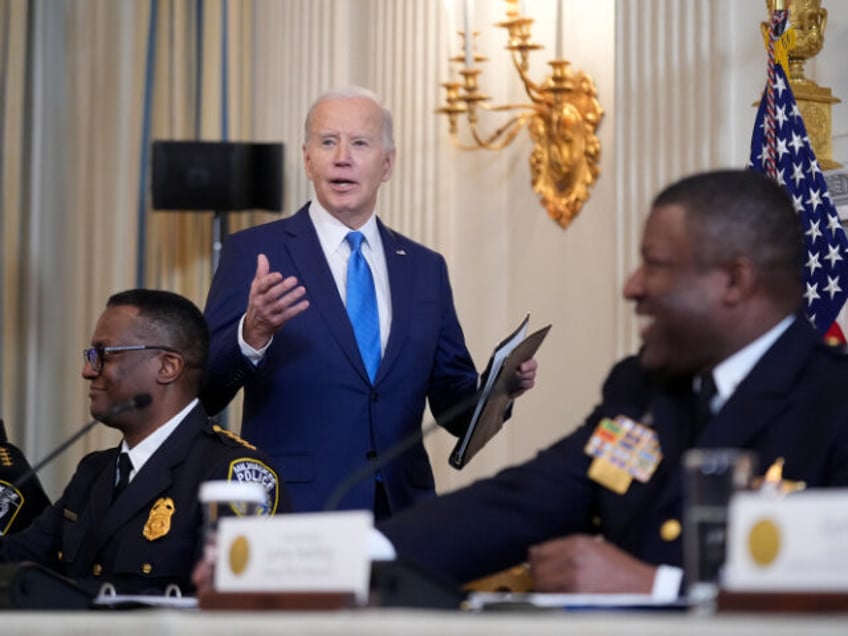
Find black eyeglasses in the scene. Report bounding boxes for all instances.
[83,345,177,376]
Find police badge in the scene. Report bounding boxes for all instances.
[143,497,176,541]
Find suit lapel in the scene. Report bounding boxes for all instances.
[375,219,412,383]
[70,448,120,571]
[87,407,207,553]
[647,317,816,516]
[698,316,816,450]
[284,207,370,382]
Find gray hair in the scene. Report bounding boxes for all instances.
[304,86,395,152]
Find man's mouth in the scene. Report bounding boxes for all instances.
[636,314,655,340]
[329,178,357,190]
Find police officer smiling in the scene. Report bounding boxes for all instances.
[0,289,289,596]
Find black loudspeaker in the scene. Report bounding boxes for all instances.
[151,141,284,212]
[0,562,92,610]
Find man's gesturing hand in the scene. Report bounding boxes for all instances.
[242,253,309,350]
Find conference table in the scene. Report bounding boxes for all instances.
[4,608,847,635]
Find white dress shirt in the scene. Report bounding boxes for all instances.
[238,201,393,361]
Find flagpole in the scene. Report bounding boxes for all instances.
[763,4,785,179]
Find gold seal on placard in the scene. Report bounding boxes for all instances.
[143,497,175,541]
[660,519,681,542]
[229,535,250,576]
[747,518,781,567]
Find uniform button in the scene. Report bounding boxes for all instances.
[142,563,152,574]
[371,392,378,401]
[93,564,103,576]
[57,551,63,561]
[660,519,681,542]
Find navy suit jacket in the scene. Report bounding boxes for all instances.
[0,405,287,595]
[379,316,848,584]
[202,204,479,514]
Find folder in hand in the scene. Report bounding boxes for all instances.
[449,315,551,469]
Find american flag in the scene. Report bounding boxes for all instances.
[748,9,848,339]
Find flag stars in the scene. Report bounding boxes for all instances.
[824,276,843,300]
[776,137,790,161]
[806,188,823,213]
[805,219,823,243]
[749,60,848,333]
[805,282,821,306]
[791,163,805,187]
[775,105,788,130]
[806,251,822,276]
[825,244,844,268]
[788,132,804,154]
[773,74,787,98]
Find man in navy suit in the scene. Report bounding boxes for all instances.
[202,86,537,519]
[378,169,848,598]
[0,289,286,595]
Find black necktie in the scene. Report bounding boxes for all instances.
[693,372,717,443]
[113,452,132,501]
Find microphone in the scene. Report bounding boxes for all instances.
[323,390,482,512]
[9,393,152,494]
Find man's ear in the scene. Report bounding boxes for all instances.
[156,352,184,385]
[723,256,757,305]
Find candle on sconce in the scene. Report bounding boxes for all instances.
[443,0,455,65]
[555,0,563,59]
[463,0,474,67]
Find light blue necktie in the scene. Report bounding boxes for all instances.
[345,231,381,382]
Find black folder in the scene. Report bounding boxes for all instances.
[450,318,551,469]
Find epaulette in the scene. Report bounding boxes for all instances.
[0,446,14,469]
[212,424,257,450]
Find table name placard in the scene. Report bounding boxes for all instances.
[215,511,372,604]
[724,489,848,591]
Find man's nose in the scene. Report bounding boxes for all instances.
[81,358,98,379]
[333,140,351,163]
[622,266,644,300]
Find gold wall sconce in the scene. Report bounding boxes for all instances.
[437,0,604,229]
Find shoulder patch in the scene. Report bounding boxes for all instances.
[0,480,24,535]
[227,458,280,515]
[213,424,257,450]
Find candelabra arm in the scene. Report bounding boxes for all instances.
[465,112,533,150]
[436,8,606,228]
[509,50,547,104]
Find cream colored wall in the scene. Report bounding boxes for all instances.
[4,0,847,499]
